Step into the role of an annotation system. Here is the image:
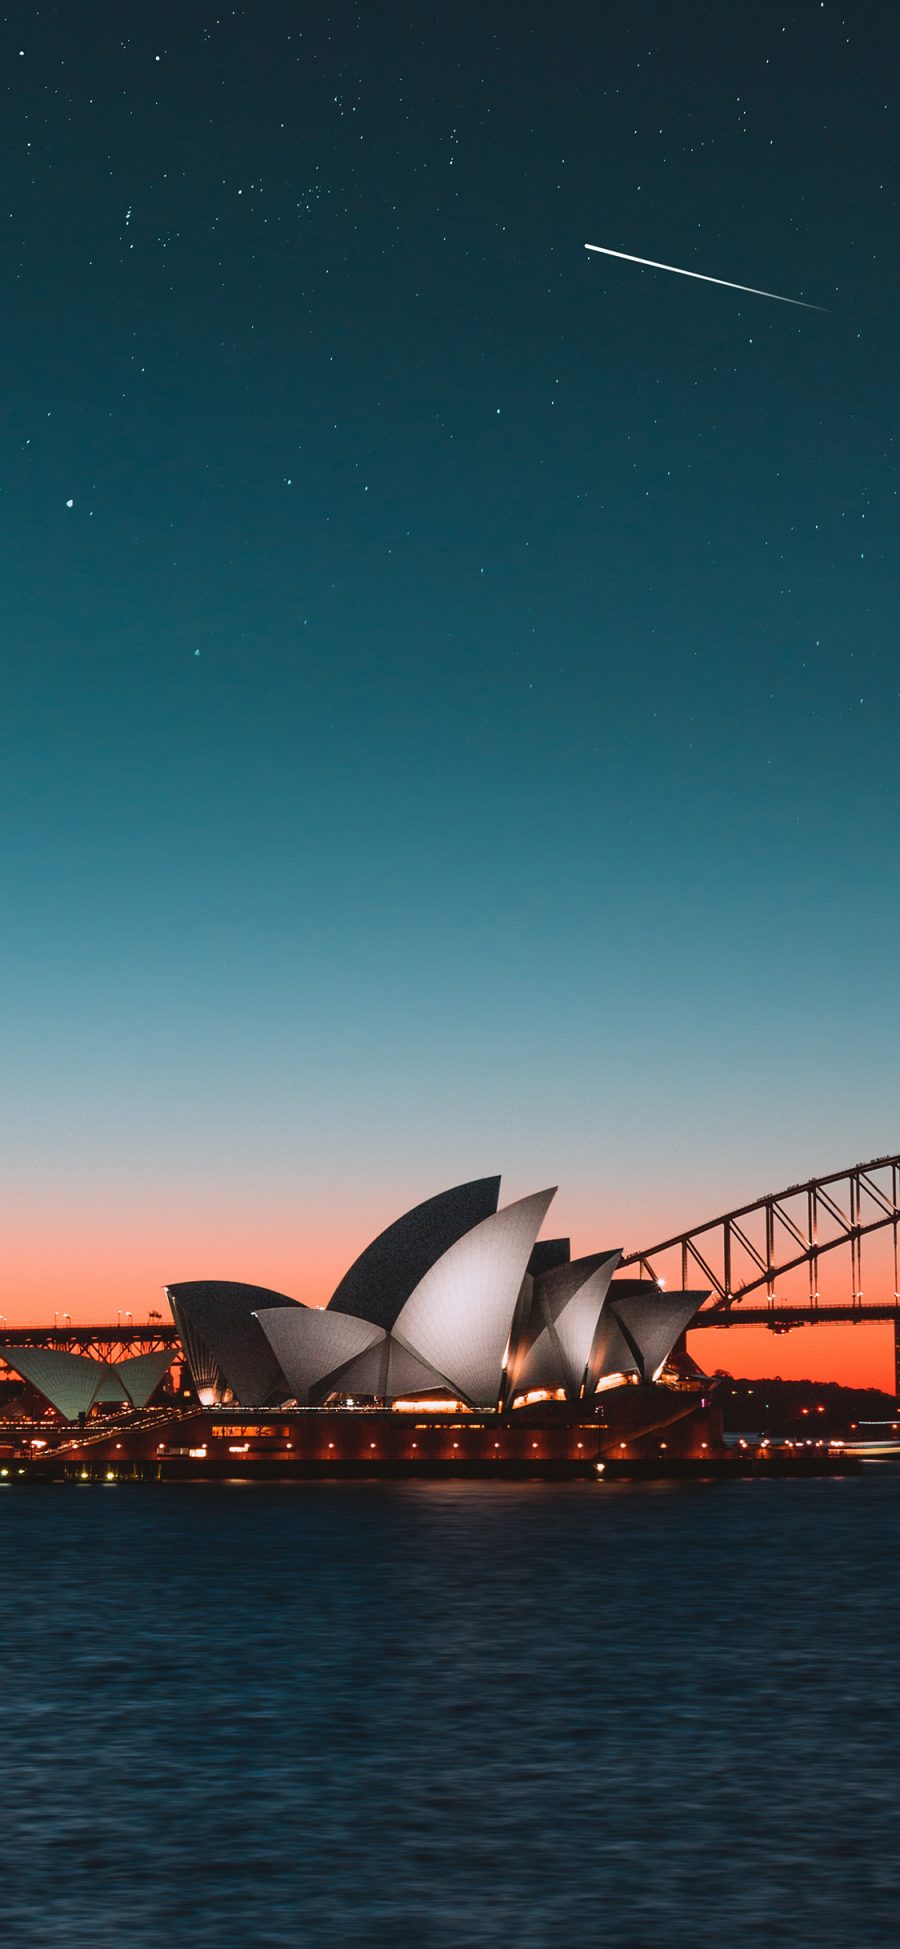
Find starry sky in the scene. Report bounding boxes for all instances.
[2,2,898,1384]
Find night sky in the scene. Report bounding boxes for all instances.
[3,3,898,1382]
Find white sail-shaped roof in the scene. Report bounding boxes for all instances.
[608,1289,705,1381]
[92,1366,130,1404]
[586,1308,641,1388]
[330,1335,455,1401]
[393,1188,556,1408]
[165,1281,302,1406]
[114,1350,174,1408]
[255,1306,383,1403]
[514,1251,620,1398]
[383,1336,456,1398]
[327,1177,502,1330]
[0,1347,107,1420]
[552,1252,620,1387]
[510,1316,567,1395]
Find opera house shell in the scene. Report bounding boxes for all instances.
[165,1177,705,1414]
[0,1347,174,1421]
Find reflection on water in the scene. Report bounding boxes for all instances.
[1,1474,898,1946]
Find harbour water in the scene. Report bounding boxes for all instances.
[2,1472,898,1947]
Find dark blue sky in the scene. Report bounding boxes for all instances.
[2,2,898,1353]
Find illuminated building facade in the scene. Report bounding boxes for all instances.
[166,1177,706,1413]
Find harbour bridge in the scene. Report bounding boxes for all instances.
[2,1155,900,1386]
[0,1320,179,1362]
[621,1152,900,1389]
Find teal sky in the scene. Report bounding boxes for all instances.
[2,3,898,1372]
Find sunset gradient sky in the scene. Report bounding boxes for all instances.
[3,3,899,1386]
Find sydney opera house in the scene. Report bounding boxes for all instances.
[167,1177,703,1412]
[0,1177,718,1474]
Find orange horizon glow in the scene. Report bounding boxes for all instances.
[0,1190,896,1395]
[688,1323,895,1394]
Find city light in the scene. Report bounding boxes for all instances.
[392,1397,466,1413]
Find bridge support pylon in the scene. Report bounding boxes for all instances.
[894,1316,900,1400]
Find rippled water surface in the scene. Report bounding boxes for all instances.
[2,1472,899,1947]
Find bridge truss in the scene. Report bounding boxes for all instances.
[620,1154,900,1383]
[0,1322,179,1364]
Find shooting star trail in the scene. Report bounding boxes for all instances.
[584,244,827,311]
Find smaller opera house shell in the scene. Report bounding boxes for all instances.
[0,1348,173,1422]
[166,1178,704,1413]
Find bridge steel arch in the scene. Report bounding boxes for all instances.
[620,1154,900,1388]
